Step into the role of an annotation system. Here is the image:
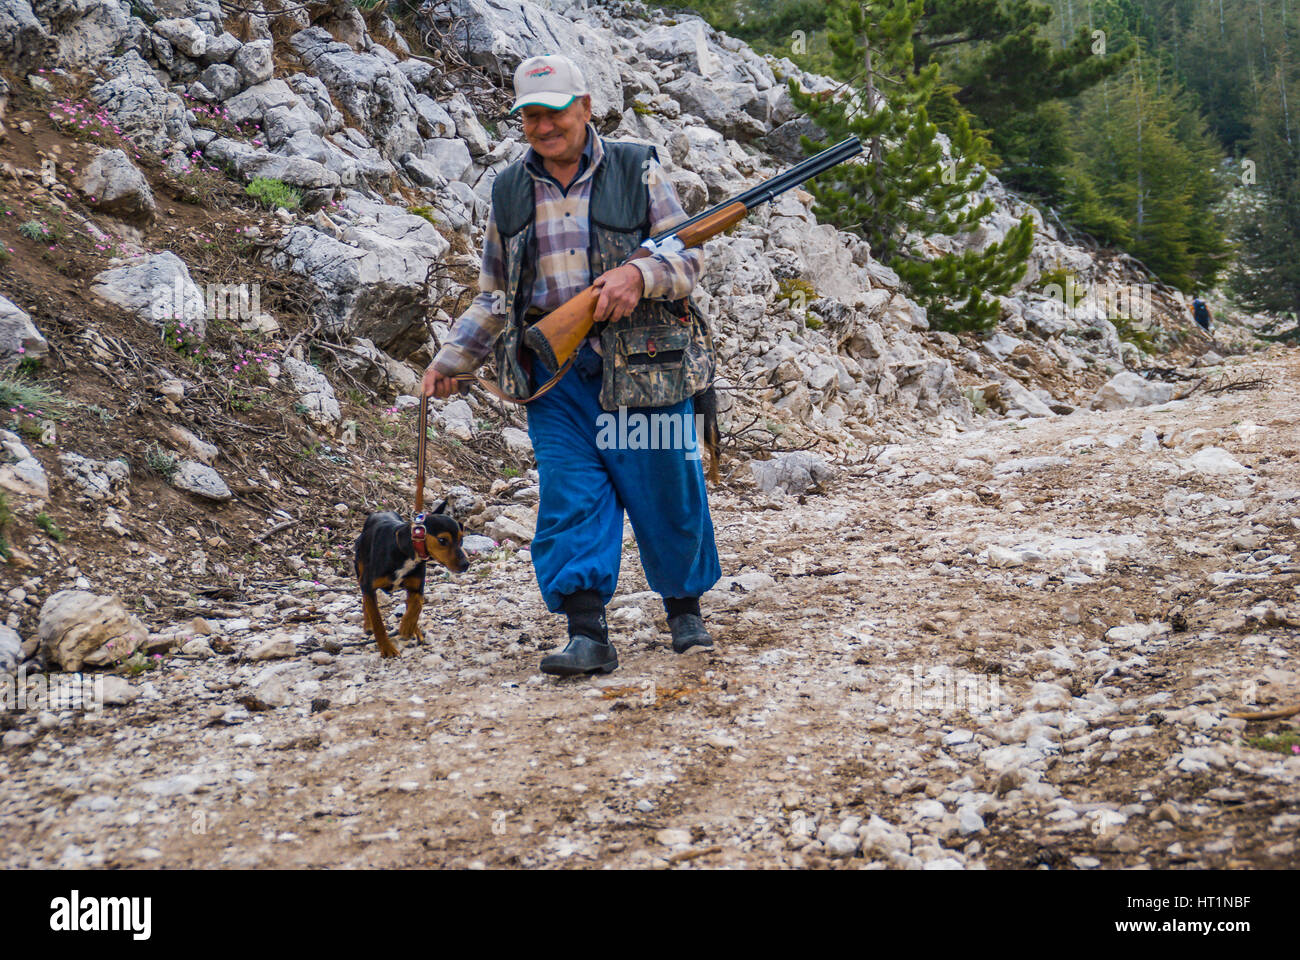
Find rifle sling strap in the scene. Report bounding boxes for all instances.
[455,352,576,405]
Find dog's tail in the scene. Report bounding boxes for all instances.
[695,385,721,484]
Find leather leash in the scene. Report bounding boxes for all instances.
[415,325,576,552]
[408,393,429,560]
[449,356,574,405]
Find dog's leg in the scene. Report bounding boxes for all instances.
[357,560,374,635]
[364,589,398,658]
[360,587,374,635]
[398,577,424,643]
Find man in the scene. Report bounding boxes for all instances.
[1191,295,1213,334]
[422,54,721,676]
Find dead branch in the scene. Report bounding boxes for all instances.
[254,518,298,542]
[1226,703,1300,722]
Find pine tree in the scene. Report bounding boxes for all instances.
[1229,65,1300,316]
[1062,49,1228,289]
[788,0,1035,333]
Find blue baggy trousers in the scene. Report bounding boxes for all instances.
[524,343,721,612]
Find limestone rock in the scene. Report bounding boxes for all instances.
[0,294,48,370]
[421,0,624,123]
[0,625,22,673]
[233,39,273,86]
[751,451,836,496]
[76,148,156,225]
[1090,371,1177,411]
[59,453,130,501]
[38,591,151,671]
[90,251,206,339]
[283,357,341,430]
[171,460,233,501]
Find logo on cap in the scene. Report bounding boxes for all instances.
[526,66,555,78]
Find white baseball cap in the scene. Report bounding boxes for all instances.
[509,54,590,115]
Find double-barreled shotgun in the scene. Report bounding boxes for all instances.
[454,135,863,402]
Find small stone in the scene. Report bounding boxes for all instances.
[172,460,233,501]
[957,807,984,836]
[824,832,860,858]
[1150,803,1181,824]
[914,799,945,820]
[655,828,691,847]
[461,534,497,554]
[239,676,290,710]
[179,638,214,658]
[137,774,202,796]
[100,675,139,705]
[249,637,295,660]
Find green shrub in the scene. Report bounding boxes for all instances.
[1112,315,1158,355]
[244,177,302,211]
[1245,731,1300,755]
[776,277,818,308]
[144,442,179,480]
[0,377,71,436]
[1036,266,1087,306]
[35,512,64,541]
[18,220,54,242]
[407,205,439,226]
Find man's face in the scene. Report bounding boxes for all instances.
[519,95,592,162]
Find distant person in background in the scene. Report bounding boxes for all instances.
[1191,295,1213,333]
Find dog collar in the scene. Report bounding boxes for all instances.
[407,514,430,560]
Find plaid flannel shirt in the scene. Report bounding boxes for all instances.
[431,123,703,376]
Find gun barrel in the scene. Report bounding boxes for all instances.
[650,136,861,244]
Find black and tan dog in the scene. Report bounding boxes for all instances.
[354,501,469,657]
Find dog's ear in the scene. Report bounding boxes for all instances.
[430,498,449,516]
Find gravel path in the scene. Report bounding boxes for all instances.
[3,350,1298,869]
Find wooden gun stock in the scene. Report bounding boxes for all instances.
[524,201,748,373]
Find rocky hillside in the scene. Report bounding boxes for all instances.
[0,0,1294,868]
[1,0,1295,869]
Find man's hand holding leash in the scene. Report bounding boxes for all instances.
[422,367,460,399]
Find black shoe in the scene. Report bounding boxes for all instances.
[668,613,713,654]
[540,634,618,676]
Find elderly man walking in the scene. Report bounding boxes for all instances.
[422,54,721,676]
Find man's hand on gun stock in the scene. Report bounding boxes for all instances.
[592,263,644,324]
[423,264,645,398]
